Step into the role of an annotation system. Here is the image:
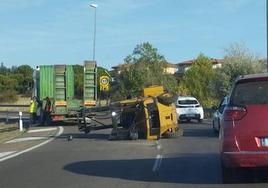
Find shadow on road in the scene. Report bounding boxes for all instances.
[179,120,211,125]
[64,153,268,184]
[64,153,223,184]
[183,128,218,138]
[57,132,110,140]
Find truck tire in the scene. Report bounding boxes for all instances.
[157,95,173,105]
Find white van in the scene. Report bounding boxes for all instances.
[176,96,204,122]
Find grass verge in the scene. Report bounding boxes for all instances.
[0,123,25,144]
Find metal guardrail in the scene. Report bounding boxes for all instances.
[0,111,26,132]
[0,104,29,120]
[0,111,29,123]
[0,104,29,107]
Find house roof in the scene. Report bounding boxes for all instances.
[178,58,223,66]
[111,64,131,70]
[112,62,178,69]
[164,62,177,68]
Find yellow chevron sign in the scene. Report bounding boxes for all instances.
[100,76,109,91]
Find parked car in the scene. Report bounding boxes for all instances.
[212,96,229,133]
[220,74,268,183]
[175,96,204,122]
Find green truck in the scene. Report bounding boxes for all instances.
[34,61,97,123]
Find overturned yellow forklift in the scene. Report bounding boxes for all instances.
[79,86,182,140]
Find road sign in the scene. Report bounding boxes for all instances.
[100,76,109,91]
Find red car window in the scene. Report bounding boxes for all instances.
[230,80,268,106]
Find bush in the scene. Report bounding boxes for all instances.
[0,90,18,103]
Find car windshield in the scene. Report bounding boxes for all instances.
[230,80,268,106]
[178,100,198,105]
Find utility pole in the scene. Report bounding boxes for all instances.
[90,4,98,62]
[266,0,268,73]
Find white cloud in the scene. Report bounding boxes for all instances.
[221,0,257,13]
[0,0,45,11]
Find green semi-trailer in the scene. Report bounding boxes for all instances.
[33,61,97,124]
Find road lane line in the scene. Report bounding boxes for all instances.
[5,137,48,143]
[0,126,64,162]
[0,151,16,158]
[28,128,57,133]
[158,155,163,168]
[152,154,163,172]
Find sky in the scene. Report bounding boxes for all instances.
[0,0,266,70]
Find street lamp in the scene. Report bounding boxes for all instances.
[266,0,268,72]
[90,3,98,61]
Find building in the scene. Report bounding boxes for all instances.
[176,58,223,76]
[111,64,131,75]
[163,62,178,74]
[111,62,178,75]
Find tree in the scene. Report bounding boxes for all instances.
[15,65,33,77]
[0,74,18,102]
[210,69,230,100]
[211,43,264,101]
[180,54,216,107]
[0,62,7,74]
[73,65,84,99]
[118,42,178,99]
[73,65,110,99]
[222,43,264,84]
[125,42,165,64]
[0,74,18,91]
[15,65,33,95]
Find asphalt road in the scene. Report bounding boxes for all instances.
[0,119,268,188]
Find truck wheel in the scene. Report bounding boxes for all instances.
[46,115,52,126]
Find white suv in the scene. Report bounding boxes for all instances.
[175,96,204,122]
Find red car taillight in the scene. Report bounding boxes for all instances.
[223,106,247,121]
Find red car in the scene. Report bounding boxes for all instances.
[220,74,268,183]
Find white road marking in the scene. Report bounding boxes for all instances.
[28,128,57,133]
[5,137,48,144]
[152,154,163,172]
[153,140,163,172]
[0,126,64,162]
[0,151,16,158]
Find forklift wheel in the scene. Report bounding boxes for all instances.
[129,132,139,140]
[163,129,183,138]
